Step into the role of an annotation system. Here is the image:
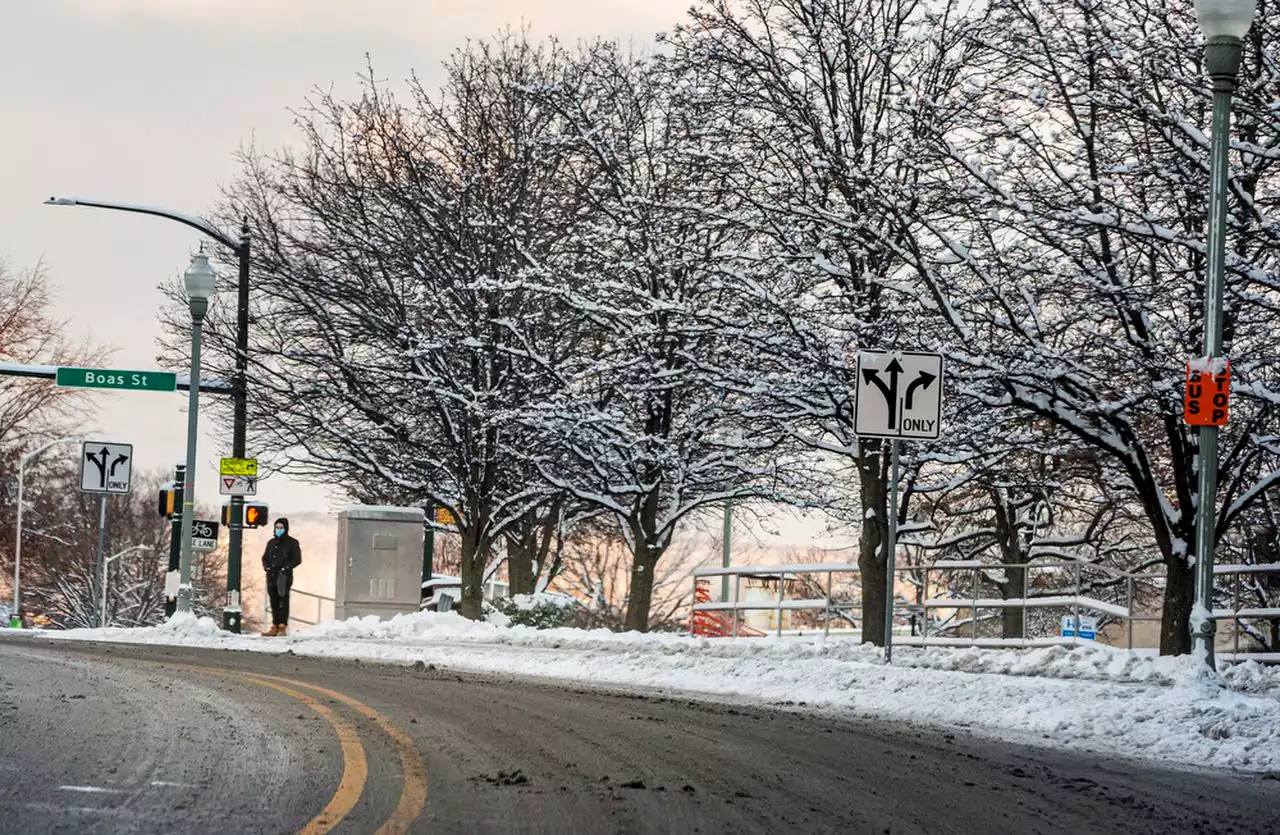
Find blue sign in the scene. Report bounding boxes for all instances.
[1061,614,1098,640]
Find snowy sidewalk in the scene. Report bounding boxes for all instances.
[44,611,1280,774]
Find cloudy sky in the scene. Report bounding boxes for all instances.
[0,0,690,513]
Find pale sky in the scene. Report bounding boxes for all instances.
[0,0,690,514]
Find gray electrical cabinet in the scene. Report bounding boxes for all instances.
[334,505,425,621]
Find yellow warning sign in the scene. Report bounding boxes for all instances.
[219,457,259,477]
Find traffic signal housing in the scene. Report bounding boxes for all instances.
[158,485,177,518]
[221,502,269,528]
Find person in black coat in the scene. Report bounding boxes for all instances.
[261,517,302,636]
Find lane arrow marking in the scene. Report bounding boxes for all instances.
[863,358,905,429]
[904,370,937,411]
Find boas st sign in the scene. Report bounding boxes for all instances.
[1184,358,1230,427]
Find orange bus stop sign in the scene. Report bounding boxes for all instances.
[1184,358,1230,427]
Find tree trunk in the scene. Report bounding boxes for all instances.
[1161,556,1194,655]
[458,526,486,621]
[506,527,536,596]
[1001,565,1026,639]
[623,550,659,632]
[994,491,1026,640]
[858,446,888,646]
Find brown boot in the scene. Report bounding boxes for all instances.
[261,624,280,637]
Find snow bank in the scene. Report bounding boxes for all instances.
[42,611,1280,773]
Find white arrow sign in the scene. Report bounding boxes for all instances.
[79,441,134,494]
[854,350,944,439]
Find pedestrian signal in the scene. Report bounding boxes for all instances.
[244,503,269,528]
[221,502,269,528]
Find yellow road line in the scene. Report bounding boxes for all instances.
[182,664,427,833]
[182,666,369,835]
[252,674,429,835]
[228,672,370,835]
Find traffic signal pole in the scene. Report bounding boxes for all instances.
[224,224,251,634]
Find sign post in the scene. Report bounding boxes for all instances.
[854,351,945,663]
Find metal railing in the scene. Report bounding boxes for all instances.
[690,559,1162,650]
[1214,563,1280,662]
[287,588,334,628]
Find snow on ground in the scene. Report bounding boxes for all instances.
[44,610,1280,774]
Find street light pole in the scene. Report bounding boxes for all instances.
[1190,0,1257,668]
[176,252,217,616]
[44,197,250,632]
[100,544,152,629]
[11,437,79,628]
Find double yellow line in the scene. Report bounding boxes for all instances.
[189,666,428,834]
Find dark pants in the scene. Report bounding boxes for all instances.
[266,570,292,626]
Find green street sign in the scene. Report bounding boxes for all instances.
[56,367,177,392]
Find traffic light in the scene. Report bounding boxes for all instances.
[244,503,269,528]
[221,502,269,528]
[158,485,177,518]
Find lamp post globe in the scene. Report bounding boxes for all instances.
[1193,0,1258,38]
[184,251,217,309]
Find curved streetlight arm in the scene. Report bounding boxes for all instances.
[22,435,80,467]
[105,544,152,566]
[45,197,244,253]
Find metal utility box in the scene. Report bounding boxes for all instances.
[335,505,425,621]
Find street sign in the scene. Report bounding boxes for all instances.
[219,475,257,496]
[219,457,258,477]
[434,505,459,526]
[1184,358,1230,427]
[192,519,220,553]
[219,457,258,496]
[80,442,133,494]
[1061,614,1098,640]
[854,350,944,439]
[56,367,176,392]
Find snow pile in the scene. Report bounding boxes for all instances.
[302,610,499,642]
[506,592,578,611]
[899,643,1178,684]
[53,612,234,645]
[40,611,1280,773]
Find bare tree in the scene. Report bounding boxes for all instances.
[667,0,987,644]
[906,0,1280,652]
[173,34,592,620]
[525,43,798,631]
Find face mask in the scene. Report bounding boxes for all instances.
[274,528,285,538]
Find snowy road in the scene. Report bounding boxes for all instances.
[1,636,1278,834]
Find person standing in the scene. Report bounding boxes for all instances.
[261,517,302,636]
